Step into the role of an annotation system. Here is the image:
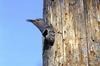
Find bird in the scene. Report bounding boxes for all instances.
[27,18,55,50]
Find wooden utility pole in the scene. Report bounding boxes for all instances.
[43,0,100,66]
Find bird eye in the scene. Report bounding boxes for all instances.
[37,19,39,21]
[43,29,48,37]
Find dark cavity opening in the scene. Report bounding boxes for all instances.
[51,0,54,1]
[43,29,48,37]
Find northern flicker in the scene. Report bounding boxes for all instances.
[27,18,55,50]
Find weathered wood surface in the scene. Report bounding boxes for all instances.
[43,0,100,66]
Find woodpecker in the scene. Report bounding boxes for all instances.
[27,18,55,50]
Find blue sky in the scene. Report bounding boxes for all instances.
[0,0,43,66]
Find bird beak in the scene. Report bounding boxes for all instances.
[27,19,34,22]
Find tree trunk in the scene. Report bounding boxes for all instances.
[43,0,100,66]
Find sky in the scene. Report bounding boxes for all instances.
[0,0,43,66]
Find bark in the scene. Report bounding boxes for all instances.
[43,0,100,66]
